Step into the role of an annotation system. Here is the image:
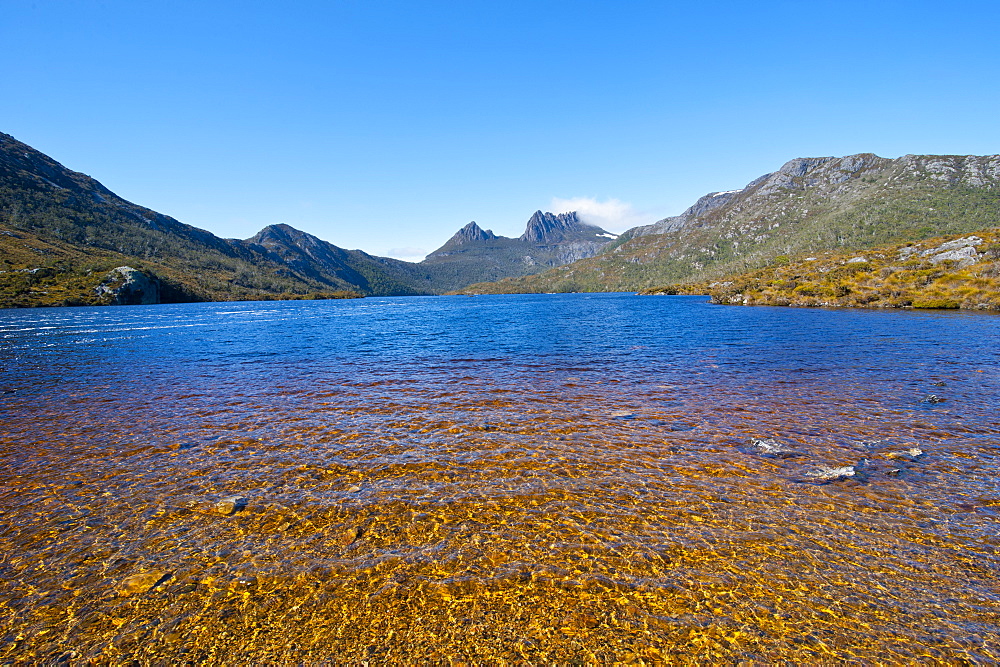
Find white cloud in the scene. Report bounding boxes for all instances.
[385,247,428,263]
[549,196,653,233]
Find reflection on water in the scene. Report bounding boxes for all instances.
[1,294,999,662]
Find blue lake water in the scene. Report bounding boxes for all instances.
[1,294,999,662]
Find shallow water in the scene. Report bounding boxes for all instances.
[1,294,999,662]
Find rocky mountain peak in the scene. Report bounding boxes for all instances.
[250,223,319,248]
[520,211,586,244]
[448,221,497,246]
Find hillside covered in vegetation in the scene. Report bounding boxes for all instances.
[691,230,1000,310]
[639,229,1000,311]
[0,132,437,305]
[459,154,1000,294]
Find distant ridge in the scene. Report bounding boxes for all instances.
[0,131,437,303]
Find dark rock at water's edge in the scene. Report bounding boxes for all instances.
[95,266,160,305]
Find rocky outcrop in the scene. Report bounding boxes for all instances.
[897,235,984,268]
[95,266,161,305]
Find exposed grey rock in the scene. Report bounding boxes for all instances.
[749,437,803,458]
[923,394,945,404]
[923,236,983,267]
[520,211,587,244]
[95,266,160,305]
[804,465,856,481]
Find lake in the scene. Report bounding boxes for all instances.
[1,293,999,662]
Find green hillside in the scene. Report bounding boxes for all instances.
[661,229,1000,311]
[0,132,417,305]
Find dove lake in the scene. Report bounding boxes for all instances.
[1,293,999,662]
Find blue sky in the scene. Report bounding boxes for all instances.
[4,1,999,261]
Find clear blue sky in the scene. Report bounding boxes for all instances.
[4,0,999,261]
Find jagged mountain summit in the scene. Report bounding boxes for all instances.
[520,210,617,245]
[419,210,617,288]
[461,152,1000,294]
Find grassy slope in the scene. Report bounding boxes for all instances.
[0,227,362,308]
[642,228,1000,311]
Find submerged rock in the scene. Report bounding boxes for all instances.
[214,495,247,516]
[749,438,804,458]
[884,447,924,462]
[119,570,168,596]
[340,526,362,546]
[609,410,635,420]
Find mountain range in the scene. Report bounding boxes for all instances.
[0,131,613,306]
[2,129,998,307]
[460,153,1000,293]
